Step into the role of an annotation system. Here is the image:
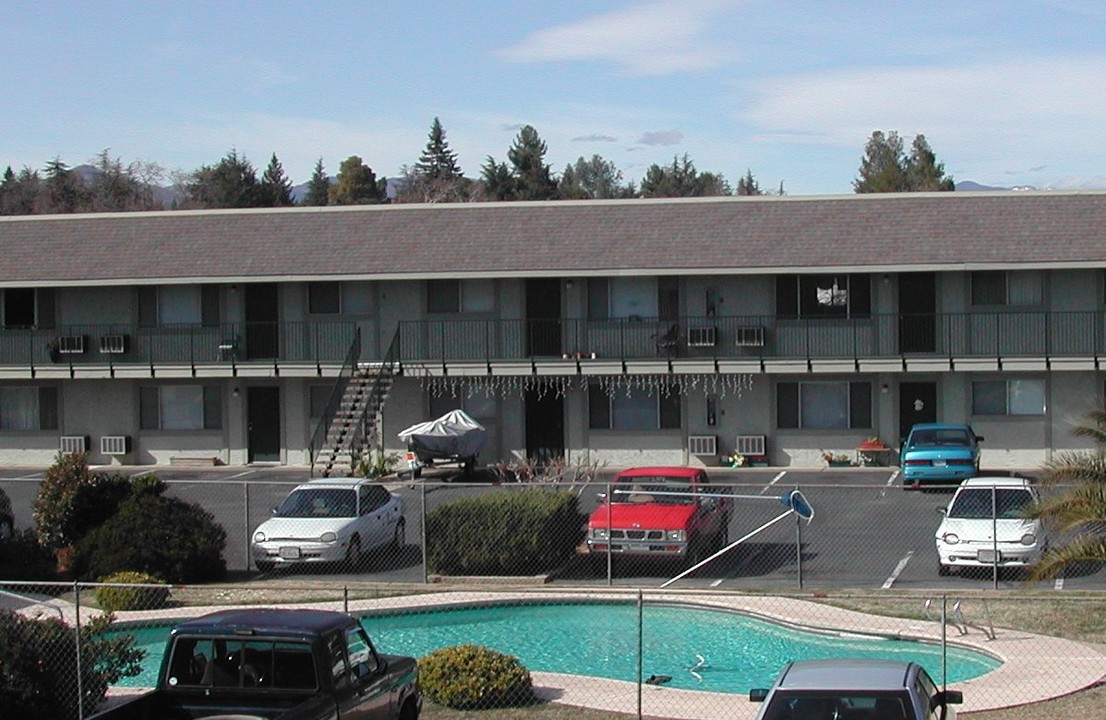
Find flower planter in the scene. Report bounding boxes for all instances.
[828,460,853,467]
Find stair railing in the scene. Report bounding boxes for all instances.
[308,327,361,476]
[345,330,401,473]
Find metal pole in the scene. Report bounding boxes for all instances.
[244,480,251,573]
[636,589,643,720]
[992,486,999,589]
[421,481,428,584]
[75,581,84,720]
[941,595,948,690]
[606,480,613,586]
[796,506,804,590]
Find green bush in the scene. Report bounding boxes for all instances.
[74,493,226,584]
[419,644,533,709]
[31,452,140,553]
[94,570,171,612]
[0,528,57,580]
[425,490,585,575]
[0,610,143,720]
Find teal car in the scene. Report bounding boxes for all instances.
[901,423,983,489]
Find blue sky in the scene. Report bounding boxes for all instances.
[3,0,1105,195]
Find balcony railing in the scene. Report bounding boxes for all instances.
[397,311,1106,364]
[0,321,359,368]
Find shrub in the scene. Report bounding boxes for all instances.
[32,453,137,553]
[94,571,171,612]
[425,490,585,575]
[74,493,226,584]
[419,644,533,709]
[0,610,143,720]
[0,528,56,580]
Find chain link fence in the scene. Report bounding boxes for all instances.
[2,469,1106,718]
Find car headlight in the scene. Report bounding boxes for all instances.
[253,531,266,543]
[941,533,959,545]
[1020,533,1037,546]
[591,528,609,539]
[666,529,686,542]
[320,532,337,543]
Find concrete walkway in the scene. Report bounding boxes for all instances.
[100,588,1106,719]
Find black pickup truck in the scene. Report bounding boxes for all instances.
[89,607,421,720]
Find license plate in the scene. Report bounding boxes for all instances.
[977,549,999,563]
[933,459,947,467]
[279,546,302,559]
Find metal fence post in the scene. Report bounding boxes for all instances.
[796,492,804,590]
[636,588,643,720]
[244,479,251,574]
[75,581,84,720]
[421,481,428,585]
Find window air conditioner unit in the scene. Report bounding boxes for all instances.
[101,435,132,455]
[59,435,89,453]
[688,435,718,456]
[735,434,767,457]
[58,335,86,354]
[734,326,765,347]
[686,326,717,347]
[99,334,129,354]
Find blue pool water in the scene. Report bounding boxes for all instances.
[116,601,1000,694]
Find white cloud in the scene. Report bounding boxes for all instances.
[637,130,685,146]
[499,0,743,75]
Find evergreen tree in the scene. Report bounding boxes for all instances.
[415,117,462,180]
[736,169,766,196]
[506,125,557,200]
[186,149,261,208]
[329,155,386,205]
[479,157,516,201]
[303,158,330,206]
[558,155,635,199]
[907,135,956,191]
[640,154,730,197]
[259,153,295,206]
[854,130,954,193]
[85,150,150,212]
[43,157,85,213]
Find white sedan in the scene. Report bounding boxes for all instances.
[935,476,1047,576]
[251,478,405,572]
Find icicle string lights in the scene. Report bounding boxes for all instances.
[420,373,753,401]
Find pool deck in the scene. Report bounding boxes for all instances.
[66,589,1106,719]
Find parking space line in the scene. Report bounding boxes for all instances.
[881,550,914,589]
[759,471,787,494]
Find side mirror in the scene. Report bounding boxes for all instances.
[934,690,963,705]
[937,507,947,515]
[596,492,607,502]
[749,688,768,702]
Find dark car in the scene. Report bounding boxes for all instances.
[750,658,962,720]
[901,423,984,489]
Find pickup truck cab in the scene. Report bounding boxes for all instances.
[90,607,421,720]
[585,466,732,567]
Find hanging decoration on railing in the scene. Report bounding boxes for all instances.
[420,373,753,400]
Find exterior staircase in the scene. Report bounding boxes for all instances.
[312,365,395,477]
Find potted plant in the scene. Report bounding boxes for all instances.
[822,451,853,467]
[748,454,769,467]
[728,452,748,468]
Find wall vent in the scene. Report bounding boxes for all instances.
[688,435,718,456]
[99,334,129,354]
[735,434,767,456]
[686,326,717,347]
[57,335,86,354]
[59,435,89,453]
[100,435,132,455]
[734,326,765,347]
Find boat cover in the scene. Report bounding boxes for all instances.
[397,409,487,459]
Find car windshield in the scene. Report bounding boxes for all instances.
[910,428,971,447]
[948,487,1034,520]
[761,691,912,720]
[276,488,357,518]
[613,476,695,505]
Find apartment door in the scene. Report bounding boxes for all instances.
[898,272,936,353]
[245,283,279,360]
[899,382,937,439]
[525,389,564,462]
[525,279,562,357]
[247,386,281,463]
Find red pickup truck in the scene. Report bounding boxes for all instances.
[585,466,733,568]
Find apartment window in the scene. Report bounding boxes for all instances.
[426,279,494,313]
[777,381,872,429]
[589,386,681,430]
[140,385,222,430]
[776,275,871,319]
[3,288,55,329]
[587,277,678,320]
[308,282,341,314]
[972,379,1045,416]
[971,270,1043,307]
[0,387,58,430]
[138,286,220,327]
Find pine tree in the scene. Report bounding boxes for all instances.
[43,157,85,212]
[854,131,954,193]
[303,159,330,206]
[415,117,462,180]
[506,125,557,200]
[329,156,386,205]
[259,153,295,206]
[186,149,261,208]
[736,169,766,196]
[906,135,955,191]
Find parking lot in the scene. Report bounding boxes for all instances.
[2,464,1097,592]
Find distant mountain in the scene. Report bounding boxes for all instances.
[955,180,1024,192]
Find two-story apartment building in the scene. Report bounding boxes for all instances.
[1,191,1104,471]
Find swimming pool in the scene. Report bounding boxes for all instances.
[117,601,1000,693]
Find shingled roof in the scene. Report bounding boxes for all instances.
[0,191,1103,287]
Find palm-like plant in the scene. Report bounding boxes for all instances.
[1027,405,1106,581]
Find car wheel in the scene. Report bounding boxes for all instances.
[345,536,363,570]
[256,560,274,573]
[392,519,406,549]
[938,562,951,577]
